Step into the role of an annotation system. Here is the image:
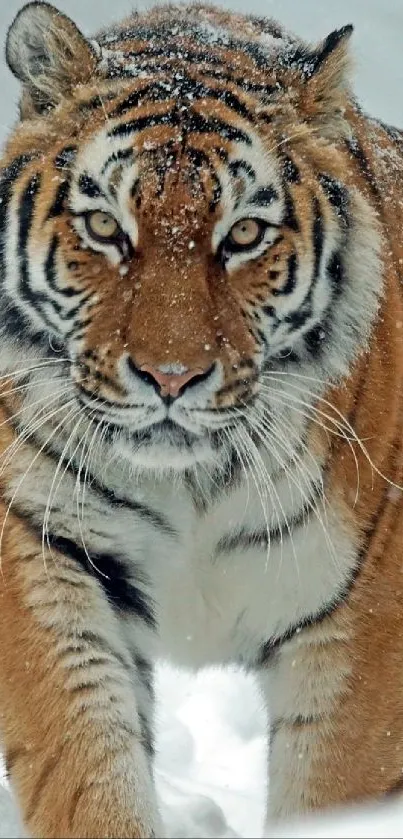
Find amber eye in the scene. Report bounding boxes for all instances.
[85,211,121,242]
[227,218,265,250]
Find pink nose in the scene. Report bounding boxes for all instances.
[139,364,207,398]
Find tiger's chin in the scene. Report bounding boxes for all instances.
[113,422,219,473]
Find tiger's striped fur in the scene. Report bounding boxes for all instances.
[1,2,403,836]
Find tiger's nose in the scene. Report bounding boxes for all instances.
[127,358,213,399]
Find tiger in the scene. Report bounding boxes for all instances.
[1,0,403,836]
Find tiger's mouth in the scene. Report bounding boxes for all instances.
[127,418,201,448]
[74,374,238,469]
[111,416,218,471]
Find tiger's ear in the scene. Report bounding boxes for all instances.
[294,25,354,138]
[6,2,99,117]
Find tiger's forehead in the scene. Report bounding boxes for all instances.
[71,110,283,244]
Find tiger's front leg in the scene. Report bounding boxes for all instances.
[258,607,403,830]
[0,513,160,839]
[258,620,353,828]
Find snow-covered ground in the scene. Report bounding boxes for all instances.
[1,0,403,836]
[2,665,403,837]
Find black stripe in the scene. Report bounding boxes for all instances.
[78,173,103,199]
[112,44,228,65]
[312,196,324,282]
[311,26,353,75]
[257,582,354,666]
[46,533,156,625]
[188,110,251,145]
[258,555,362,665]
[17,173,60,329]
[25,756,58,824]
[319,174,349,226]
[98,17,277,69]
[261,303,278,319]
[346,363,368,438]
[77,375,134,405]
[194,83,257,122]
[18,173,41,252]
[0,154,38,190]
[133,653,154,694]
[139,709,154,757]
[282,188,299,231]
[228,159,256,182]
[107,77,255,121]
[54,147,77,170]
[4,747,24,780]
[107,86,158,118]
[249,186,278,206]
[47,179,70,218]
[195,68,276,96]
[107,43,259,72]
[256,485,396,669]
[108,109,180,138]
[215,485,322,557]
[44,235,81,298]
[272,252,297,297]
[283,197,324,336]
[289,26,353,80]
[345,137,382,204]
[109,105,251,145]
[215,528,269,556]
[0,296,49,348]
[304,323,326,355]
[282,156,300,183]
[248,15,284,38]
[131,177,140,198]
[375,118,403,146]
[100,147,134,174]
[327,250,344,294]
[20,224,88,324]
[0,154,38,286]
[387,775,403,797]
[59,630,129,669]
[237,358,257,371]
[106,58,276,98]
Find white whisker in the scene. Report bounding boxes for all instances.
[0,399,77,576]
[41,404,90,566]
[258,384,362,505]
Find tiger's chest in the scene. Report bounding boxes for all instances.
[14,455,358,669]
[125,474,358,669]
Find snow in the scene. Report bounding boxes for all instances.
[1,0,403,837]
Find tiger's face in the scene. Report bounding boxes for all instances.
[61,124,289,469]
[1,3,381,473]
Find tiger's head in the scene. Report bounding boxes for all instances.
[1,2,381,473]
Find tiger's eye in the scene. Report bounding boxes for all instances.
[85,211,120,241]
[229,218,262,248]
